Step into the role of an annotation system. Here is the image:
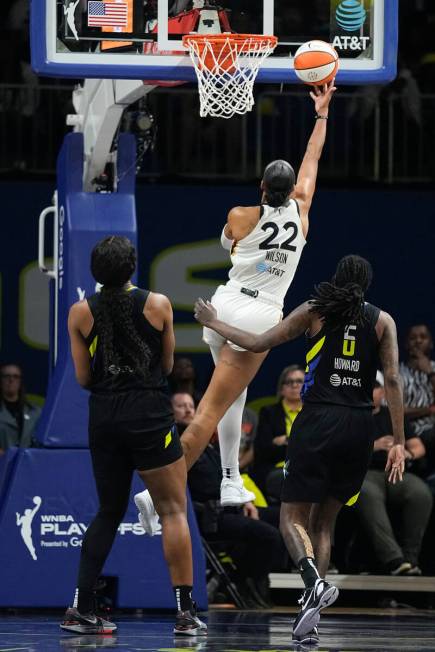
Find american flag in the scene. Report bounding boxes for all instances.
[87,1,128,27]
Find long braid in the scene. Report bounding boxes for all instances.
[309,255,373,330]
[95,288,151,377]
[90,236,152,379]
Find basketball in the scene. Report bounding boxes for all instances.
[294,40,339,86]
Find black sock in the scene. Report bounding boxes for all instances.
[298,557,320,589]
[75,588,96,614]
[174,585,193,612]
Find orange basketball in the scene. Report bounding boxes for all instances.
[294,40,339,86]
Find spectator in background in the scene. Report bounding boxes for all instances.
[357,381,433,576]
[0,364,41,453]
[253,365,304,498]
[400,324,435,469]
[169,357,203,405]
[171,391,196,433]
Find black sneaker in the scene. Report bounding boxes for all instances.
[293,579,338,637]
[292,626,319,646]
[60,607,117,634]
[174,608,207,636]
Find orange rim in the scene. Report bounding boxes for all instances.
[182,33,278,52]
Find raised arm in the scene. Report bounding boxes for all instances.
[377,311,406,482]
[293,80,336,233]
[194,299,312,353]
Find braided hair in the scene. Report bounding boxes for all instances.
[309,255,373,329]
[90,236,151,377]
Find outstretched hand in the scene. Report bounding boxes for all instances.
[194,298,217,326]
[385,444,406,484]
[310,78,337,115]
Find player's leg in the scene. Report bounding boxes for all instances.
[280,404,340,639]
[308,497,343,578]
[280,501,339,639]
[280,501,317,580]
[61,428,131,634]
[139,457,192,588]
[138,457,207,636]
[208,342,255,505]
[181,342,268,469]
[201,290,280,502]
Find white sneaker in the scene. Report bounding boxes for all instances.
[134,489,161,536]
[220,478,256,507]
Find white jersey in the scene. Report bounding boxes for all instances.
[228,200,306,307]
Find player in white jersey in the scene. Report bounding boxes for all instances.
[134,81,336,532]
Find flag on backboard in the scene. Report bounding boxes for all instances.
[88,1,128,27]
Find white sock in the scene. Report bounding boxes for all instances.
[207,343,247,483]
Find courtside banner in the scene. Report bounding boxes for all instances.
[0,449,207,608]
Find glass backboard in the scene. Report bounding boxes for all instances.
[32,0,398,83]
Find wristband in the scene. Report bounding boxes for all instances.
[315,114,328,120]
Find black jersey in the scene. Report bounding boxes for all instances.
[85,287,169,395]
[301,302,381,408]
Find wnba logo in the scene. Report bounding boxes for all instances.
[16,496,42,561]
[335,0,367,32]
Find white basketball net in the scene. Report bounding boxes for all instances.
[183,35,277,119]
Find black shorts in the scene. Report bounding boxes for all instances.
[281,403,374,505]
[89,390,182,471]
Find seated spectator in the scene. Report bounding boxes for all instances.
[0,364,41,454]
[357,381,433,576]
[400,324,435,470]
[253,365,304,498]
[169,357,203,406]
[174,393,284,608]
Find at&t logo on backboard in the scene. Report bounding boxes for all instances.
[332,0,370,52]
[335,0,367,31]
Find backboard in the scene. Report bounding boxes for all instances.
[32,1,398,84]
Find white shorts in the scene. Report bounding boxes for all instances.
[203,283,283,352]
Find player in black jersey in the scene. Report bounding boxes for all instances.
[194,254,405,644]
[61,236,206,637]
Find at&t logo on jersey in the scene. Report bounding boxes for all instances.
[330,373,362,388]
[256,261,271,273]
[330,374,342,387]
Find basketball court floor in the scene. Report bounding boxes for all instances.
[0,609,434,651]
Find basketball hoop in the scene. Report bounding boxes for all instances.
[182,33,278,119]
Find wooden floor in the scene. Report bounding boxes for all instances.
[0,608,434,651]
